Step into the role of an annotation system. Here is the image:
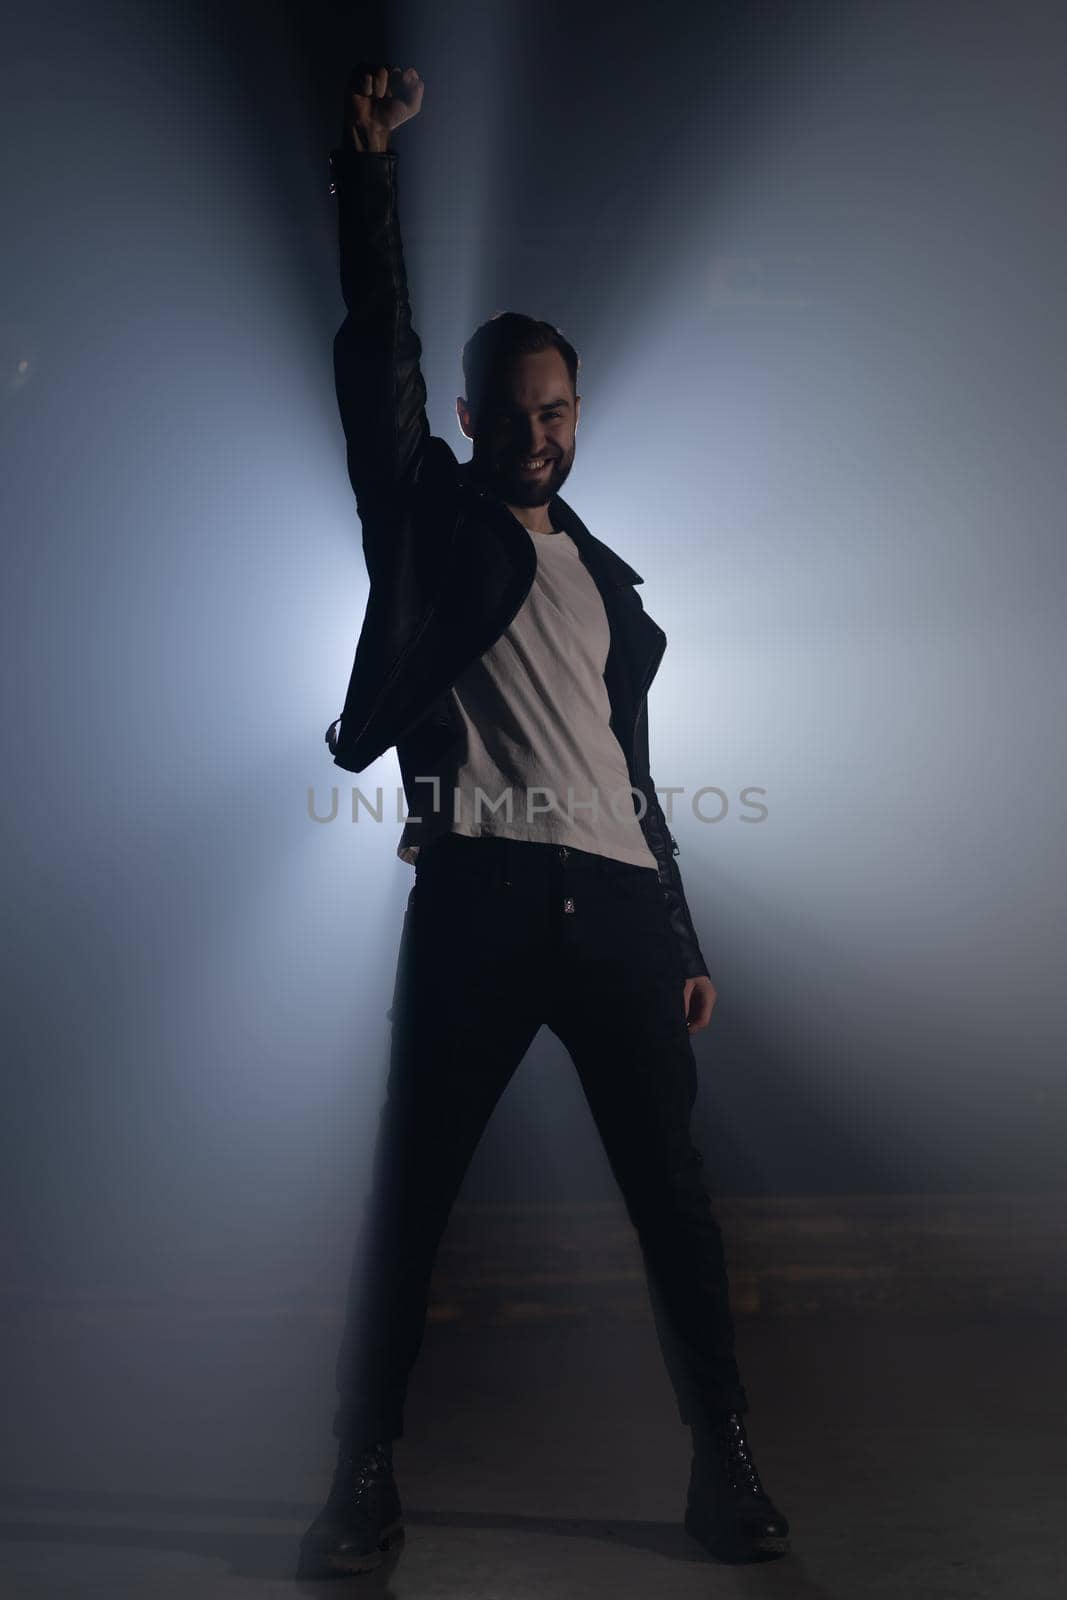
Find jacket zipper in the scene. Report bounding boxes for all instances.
[628,632,674,863]
[629,631,667,771]
[338,496,466,750]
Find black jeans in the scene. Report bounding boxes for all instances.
[332,831,749,1449]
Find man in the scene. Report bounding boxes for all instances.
[302,63,790,1575]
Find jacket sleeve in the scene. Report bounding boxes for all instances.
[328,145,430,580]
[632,696,711,981]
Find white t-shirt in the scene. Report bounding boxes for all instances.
[397,515,657,870]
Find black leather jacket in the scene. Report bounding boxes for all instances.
[323,146,710,981]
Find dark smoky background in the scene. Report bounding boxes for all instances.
[2,0,1065,1520]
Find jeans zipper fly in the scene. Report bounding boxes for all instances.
[558,845,575,912]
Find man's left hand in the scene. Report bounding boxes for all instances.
[684,975,717,1034]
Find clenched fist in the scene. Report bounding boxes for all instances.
[346,63,424,153]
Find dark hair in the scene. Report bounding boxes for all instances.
[462,311,580,425]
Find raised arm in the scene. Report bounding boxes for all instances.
[329,65,429,571]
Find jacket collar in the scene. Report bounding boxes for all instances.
[457,457,644,589]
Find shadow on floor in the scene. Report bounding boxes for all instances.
[0,1492,833,1591]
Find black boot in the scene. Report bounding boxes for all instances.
[684,1412,790,1562]
[299,1440,404,1576]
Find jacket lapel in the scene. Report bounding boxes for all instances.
[547,489,667,772]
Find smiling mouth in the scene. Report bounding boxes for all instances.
[514,457,555,474]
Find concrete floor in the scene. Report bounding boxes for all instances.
[1,1308,1064,1597]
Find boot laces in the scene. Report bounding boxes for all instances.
[723,1413,766,1498]
[337,1443,390,1498]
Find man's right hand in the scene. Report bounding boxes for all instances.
[346,64,424,154]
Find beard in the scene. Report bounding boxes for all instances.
[479,445,575,506]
